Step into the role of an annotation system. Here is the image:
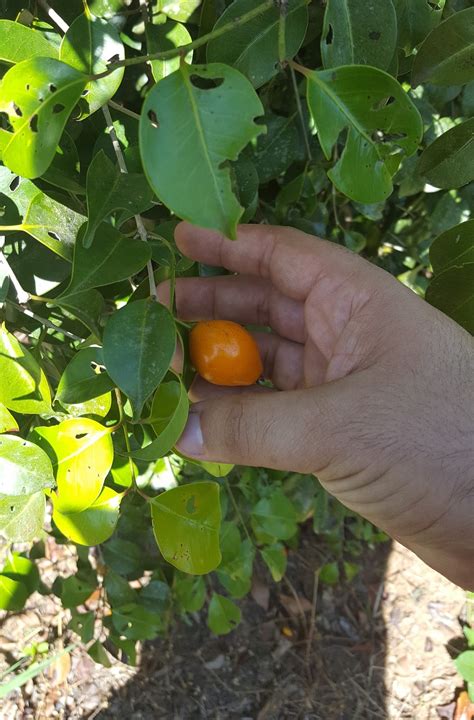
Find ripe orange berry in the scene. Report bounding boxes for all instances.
[189,320,263,387]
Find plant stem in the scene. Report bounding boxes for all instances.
[7,301,83,341]
[290,64,313,162]
[278,0,287,65]
[93,0,274,79]
[225,479,253,544]
[108,100,141,121]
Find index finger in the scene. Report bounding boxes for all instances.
[175,222,365,302]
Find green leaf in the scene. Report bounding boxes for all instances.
[18,191,85,260]
[138,579,170,612]
[53,574,96,608]
[254,111,304,183]
[59,12,125,118]
[0,58,87,178]
[53,487,123,546]
[207,0,308,88]
[0,492,46,542]
[139,62,264,239]
[174,575,206,612]
[104,569,137,605]
[0,435,54,496]
[42,132,85,195]
[88,640,111,667]
[412,7,474,86]
[260,542,287,581]
[392,0,445,56]
[0,20,58,64]
[129,381,189,461]
[319,561,340,585]
[304,65,423,203]
[217,538,254,598]
[151,481,221,574]
[102,537,144,577]
[146,19,193,82]
[56,347,115,405]
[207,593,241,635]
[464,626,474,648]
[219,521,241,564]
[2,553,39,594]
[0,404,18,434]
[417,119,474,189]
[30,418,113,514]
[0,575,28,611]
[52,290,104,337]
[110,603,163,640]
[430,220,474,274]
[102,299,176,419]
[69,610,95,643]
[321,0,397,71]
[343,560,360,581]
[82,152,154,248]
[252,490,298,540]
[455,650,474,682]
[426,262,474,334]
[154,0,202,22]
[0,324,52,414]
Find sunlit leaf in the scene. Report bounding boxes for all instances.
[59,11,125,118]
[2,552,39,594]
[0,492,46,542]
[321,0,397,71]
[151,481,221,574]
[0,324,52,414]
[417,118,474,189]
[154,0,202,22]
[412,7,474,86]
[0,575,28,611]
[0,58,87,178]
[102,299,176,419]
[19,191,85,260]
[139,62,264,239]
[0,404,18,434]
[455,651,474,683]
[207,592,241,635]
[0,434,54,497]
[53,487,123,545]
[30,418,113,514]
[82,151,154,248]
[146,19,193,82]
[0,20,57,64]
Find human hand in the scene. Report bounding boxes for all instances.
[158,223,474,589]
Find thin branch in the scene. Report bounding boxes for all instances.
[93,0,274,78]
[8,301,83,341]
[278,0,287,65]
[37,0,69,32]
[289,64,313,162]
[0,250,30,304]
[108,100,141,121]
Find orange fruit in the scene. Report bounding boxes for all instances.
[189,320,263,387]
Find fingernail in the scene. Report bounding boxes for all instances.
[176,411,204,458]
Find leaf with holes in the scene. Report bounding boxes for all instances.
[139,62,264,239]
[59,11,125,118]
[19,191,85,260]
[0,20,58,64]
[392,0,445,56]
[207,593,241,635]
[146,19,193,82]
[30,418,114,514]
[0,324,52,414]
[412,7,474,86]
[302,64,423,203]
[53,487,123,546]
[0,435,54,496]
[426,263,474,335]
[82,152,154,248]
[151,481,221,574]
[0,492,46,542]
[128,381,189,461]
[0,166,40,227]
[207,0,308,88]
[0,404,18,434]
[102,299,176,419]
[0,58,87,178]
[56,347,114,405]
[321,0,397,71]
[417,118,474,189]
[430,220,474,275]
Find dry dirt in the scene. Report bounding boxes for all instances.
[0,528,469,720]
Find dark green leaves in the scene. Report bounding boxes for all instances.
[0,436,54,496]
[82,151,154,248]
[321,0,397,71]
[393,0,445,56]
[0,20,57,64]
[0,325,51,414]
[417,119,474,189]
[412,7,474,86]
[103,300,176,418]
[430,220,474,274]
[0,58,87,178]
[139,62,264,239]
[151,482,221,574]
[59,12,125,117]
[303,65,423,203]
[207,0,308,88]
[56,347,114,405]
[207,593,241,635]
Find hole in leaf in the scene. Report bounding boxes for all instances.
[75,432,88,440]
[325,23,333,45]
[81,89,89,97]
[12,103,22,117]
[48,230,60,241]
[0,112,13,132]
[29,114,39,133]
[371,96,396,111]
[52,104,66,114]
[10,506,14,512]
[147,109,159,128]
[373,129,407,143]
[9,176,20,192]
[107,54,120,64]
[427,0,441,9]
[189,74,224,90]
[369,30,381,40]
[49,83,57,93]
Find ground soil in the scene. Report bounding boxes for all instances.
[0,526,469,719]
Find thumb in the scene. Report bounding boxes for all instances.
[175,380,361,474]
